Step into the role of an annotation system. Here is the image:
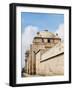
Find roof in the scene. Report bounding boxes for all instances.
[35,30,60,38]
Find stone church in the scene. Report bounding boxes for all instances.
[24,30,64,76]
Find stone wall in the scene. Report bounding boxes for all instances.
[39,54,64,76]
[35,42,64,76]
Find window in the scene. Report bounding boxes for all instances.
[48,39,50,43]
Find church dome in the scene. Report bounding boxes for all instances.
[36,30,56,38]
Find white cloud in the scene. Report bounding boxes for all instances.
[55,24,64,41]
[21,26,38,68]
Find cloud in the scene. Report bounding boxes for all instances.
[55,24,64,41]
[21,26,38,68]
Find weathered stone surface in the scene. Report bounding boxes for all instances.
[24,30,64,76]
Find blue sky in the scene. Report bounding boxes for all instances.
[21,12,64,33]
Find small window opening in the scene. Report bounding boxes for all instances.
[48,39,50,43]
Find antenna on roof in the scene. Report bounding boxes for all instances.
[44,30,48,32]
